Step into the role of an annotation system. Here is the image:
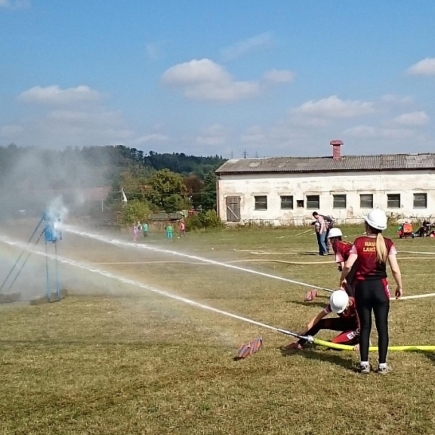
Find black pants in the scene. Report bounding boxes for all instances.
[298,318,356,345]
[355,280,390,363]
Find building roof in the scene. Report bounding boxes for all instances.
[215,153,435,175]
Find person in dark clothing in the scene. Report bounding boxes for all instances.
[312,212,328,255]
[284,290,360,350]
[340,209,403,375]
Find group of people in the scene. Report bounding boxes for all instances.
[132,221,149,241]
[165,220,186,239]
[286,208,404,375]
[132,220,186,241]
[414,219,435,237]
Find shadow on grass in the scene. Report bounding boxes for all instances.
[279,345,355,370]
[417,350,435,364]
[290,300,328,309]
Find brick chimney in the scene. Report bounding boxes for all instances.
[330,140,343,160]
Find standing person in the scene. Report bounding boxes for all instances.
[323,215,334,253]
[340,209,403,375]
[178,220,186,238]
[284,290,360,350]
[312,212,328,256]
[142,221,148,238]
[133,222,140,242]
[166,223,173,239]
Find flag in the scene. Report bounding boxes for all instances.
[121,188,128,203]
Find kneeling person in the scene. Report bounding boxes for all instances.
[286,290,359,350]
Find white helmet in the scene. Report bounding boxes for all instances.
[364,209,387,230]
[327,228,342,238]
[329,290,349,314]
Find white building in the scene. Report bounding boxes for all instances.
[215,141,435,226]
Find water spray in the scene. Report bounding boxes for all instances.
[64,226,435,301]
[1,235,434,355]
[64,226,334,294]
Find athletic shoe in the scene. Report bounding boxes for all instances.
[377,365,392,375]
[283,342,303,350]
[359,363,371,374]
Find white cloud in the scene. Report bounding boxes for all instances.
[407,58,435,76]
[379,94,414,105]
[343,125,377,138]
[196,124,230,146]
[161,58,260,102]
[343,124,415,140]
[19,85,102,105]
[134,133,169,144]
[240,126,267,144]
[392,111,429,126]
[1,124,24,137]
[289,115,329,128]
[0,0,29,9]
[263,69,295,84]
[292,95,375,118]
[380,128,415,139]
[1,108,135,149]
[220,32,274,62]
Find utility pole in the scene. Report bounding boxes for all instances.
[243,149,247,159]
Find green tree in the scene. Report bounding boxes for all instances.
[184,174,203,210]
[147,169,188,211]
[118,199,152,225]
[200,171,217,211]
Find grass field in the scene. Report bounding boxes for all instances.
[1,223,435,434]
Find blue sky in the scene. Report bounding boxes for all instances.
[1,0,435,158]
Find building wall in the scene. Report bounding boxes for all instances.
[217,170,435,225]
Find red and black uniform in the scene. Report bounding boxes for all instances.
[350,236,397,364]
[333,240,356,297]
[297,297,360,346]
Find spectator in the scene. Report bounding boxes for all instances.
[178,220,186,238]
[133,221,140,242]
[142,221,148,238]
[312,212,328,256]
[166,223,173,239]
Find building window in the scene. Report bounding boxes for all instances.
[360,194,373,208]
[254,195,267,210]
[387,194,401,208]
[414,193,427,208]
[297,200,304,208]
[306,195,320,209]
[333,194,346,209]
[280,195,293,210]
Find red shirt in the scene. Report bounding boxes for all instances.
[333,240,352,264]
[350,236,397,281]
[324,296,358,325]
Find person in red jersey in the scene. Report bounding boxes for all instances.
[284,290,360,350]
[328,227,356,297]
[340,209,403,375]
[305,227,355,301]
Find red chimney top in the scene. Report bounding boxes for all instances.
[330,140,343,160]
